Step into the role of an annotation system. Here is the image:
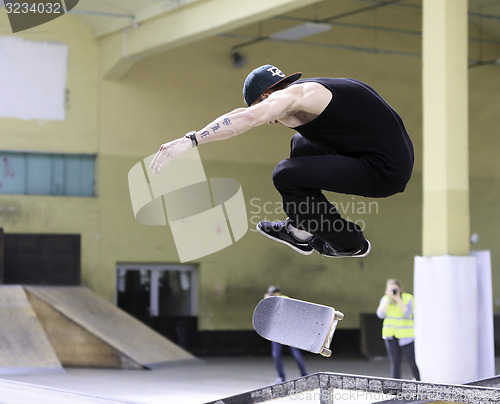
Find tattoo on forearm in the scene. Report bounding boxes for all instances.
[200,118,232,139]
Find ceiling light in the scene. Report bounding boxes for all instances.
[269,22,331,41]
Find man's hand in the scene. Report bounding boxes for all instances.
[150,136,192,174]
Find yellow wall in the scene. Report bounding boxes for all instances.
[0,13,101,290]
[0,13,99,153]
[1,4,499,331]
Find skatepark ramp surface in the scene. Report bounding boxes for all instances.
[0,378,132,404]
[0,285,195,374]
[205,372,500,404]
[0,286,64,375]
[25,286,195,369]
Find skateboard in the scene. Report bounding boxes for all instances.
[252,296,344,357]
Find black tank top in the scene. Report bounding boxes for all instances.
[290,78,414,177]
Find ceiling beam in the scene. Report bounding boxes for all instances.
[99,0,323,80]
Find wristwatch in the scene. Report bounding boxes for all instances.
[185,131,198,148]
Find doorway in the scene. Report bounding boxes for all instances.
[116,263,198,350]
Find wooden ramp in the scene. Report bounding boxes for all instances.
[0,286,63,375]
[25,286,195,369]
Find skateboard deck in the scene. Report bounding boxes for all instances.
[252,296,344,357]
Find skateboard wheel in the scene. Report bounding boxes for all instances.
[320,348,332,357]
[334,311,344,320]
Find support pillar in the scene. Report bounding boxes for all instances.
[422,0,469,255]
[415,0,494,384]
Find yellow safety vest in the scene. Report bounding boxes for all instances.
[382,293,415,339]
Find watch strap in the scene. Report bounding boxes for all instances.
[185,131,198,148]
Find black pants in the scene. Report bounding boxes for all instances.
[384,339,420,380]
[272,133,410,251]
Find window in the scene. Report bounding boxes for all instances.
[0,151,95,197]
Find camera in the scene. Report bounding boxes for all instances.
[392,288,398,295]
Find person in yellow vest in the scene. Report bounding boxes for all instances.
[265,286,308,384]
[376,279,420,380]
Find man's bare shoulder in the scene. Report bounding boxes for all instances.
[281,81,325,95]
[270,82,332,127]
[287,81,332,115]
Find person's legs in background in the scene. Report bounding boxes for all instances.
[289,346,308,377]
[272,342,286,382]
[384,338,402,379]
[401,341,421,381]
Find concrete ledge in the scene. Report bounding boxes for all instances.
[468,375,500,388]
[205,372,500,404]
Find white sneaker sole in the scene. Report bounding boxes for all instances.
[256,224,314,256]
[317,240,371,258]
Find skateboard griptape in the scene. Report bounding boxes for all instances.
[252,296,335,353]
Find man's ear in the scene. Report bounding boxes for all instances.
[261,91,273,100]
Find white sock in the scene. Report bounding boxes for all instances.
[286,222,313,241]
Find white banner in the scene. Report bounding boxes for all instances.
[470,250,496,380]
[414,255,478,384]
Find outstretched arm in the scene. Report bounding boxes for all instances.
[149,85,303,173]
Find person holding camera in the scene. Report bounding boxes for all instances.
[376,279,420,380]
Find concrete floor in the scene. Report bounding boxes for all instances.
[1,356,499,404]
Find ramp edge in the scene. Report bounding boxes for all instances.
[0,367,65,376]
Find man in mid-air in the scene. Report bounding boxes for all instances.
[150,64,414,258]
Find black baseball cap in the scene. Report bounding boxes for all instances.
[243,64,302,107]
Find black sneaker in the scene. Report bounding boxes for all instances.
[309,237,371,258]
[257,219,314,255]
